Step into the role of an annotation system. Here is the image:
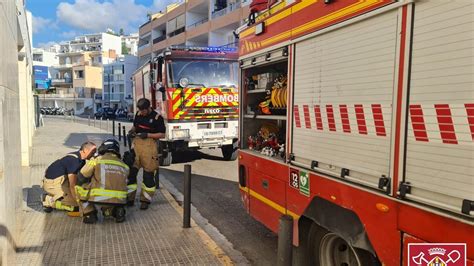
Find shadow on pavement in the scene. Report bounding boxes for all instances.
[172,149,226,164]
[22,185,44,213]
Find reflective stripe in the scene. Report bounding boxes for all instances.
[141,183,156,193]
[93,196,113,202]
[66,153,79,159]
[75,186,89,198]
[55,201,75,211]
[97,159,129,170]
[143,192,152,201]
[90,188,127,199]
[100,163,106,189]
[127,184,137,193]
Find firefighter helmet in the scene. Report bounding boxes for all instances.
[98,139,121,156]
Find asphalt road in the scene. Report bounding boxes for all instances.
[161,149,278,266]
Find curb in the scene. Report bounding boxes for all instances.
[160,183,235,266]
[159,176,251,266]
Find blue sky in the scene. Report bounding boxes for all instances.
[27,0,175,47]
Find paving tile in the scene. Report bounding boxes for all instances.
[16,118,224,265]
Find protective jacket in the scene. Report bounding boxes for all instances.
[76,153,129,205]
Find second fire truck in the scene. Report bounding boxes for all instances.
[133,47,239,165]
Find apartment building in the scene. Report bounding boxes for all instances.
[42,32,122,114]
[122,33,139,56]
[32,48,59,89]
[0,0,35,263]
[102,55,138,110]
[137,0,250,65]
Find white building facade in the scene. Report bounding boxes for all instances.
[102,55,138,110]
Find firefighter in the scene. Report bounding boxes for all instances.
[42,141,96,213]
[127,98,166,210]
[76,139,129,224]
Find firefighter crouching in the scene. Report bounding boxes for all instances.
[42,141,97,213]
[76,139,129,224]
[127,98,166,210]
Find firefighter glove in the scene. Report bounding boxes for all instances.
[137,132,148,139]
[123,150,135,168]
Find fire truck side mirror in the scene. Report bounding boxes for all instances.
[159,86,166,101]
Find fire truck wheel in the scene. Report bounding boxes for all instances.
[308,224,379,266]
[221,144,238,161]
[160,151,172,166]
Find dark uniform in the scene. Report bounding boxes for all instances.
[42,151,85,211]
[127,110,166,205]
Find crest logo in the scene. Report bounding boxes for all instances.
[408,243,466,266]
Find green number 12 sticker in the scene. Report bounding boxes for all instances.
[299,171,310,196]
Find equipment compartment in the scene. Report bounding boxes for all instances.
[240,49,289,161]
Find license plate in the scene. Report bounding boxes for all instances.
[203,130,223,137]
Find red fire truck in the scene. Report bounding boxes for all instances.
[237,0,473,265]
[133,47,239,165]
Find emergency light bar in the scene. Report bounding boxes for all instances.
[168,46,237,53]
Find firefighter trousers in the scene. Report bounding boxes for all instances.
[127,168,157,203]
[42,175,78,211]
[127,138,159,203]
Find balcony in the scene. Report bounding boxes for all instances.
[138,43,151,51]
[39,93,88,99]
[153,35,166,44]
[168,27,185,38]
[186,18,209,30]
[211,1,242,19]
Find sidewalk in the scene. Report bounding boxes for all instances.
[16,118,230,265]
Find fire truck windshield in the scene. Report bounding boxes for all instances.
[168,60,238,88]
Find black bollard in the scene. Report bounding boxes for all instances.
[122,126,127,147]
[277,215,294,266]
[112,119,115,136]
[118,122,122,141]
[154,167,160,189]
[183,164,191,228]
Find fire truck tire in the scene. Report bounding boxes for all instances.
[160,151,172,166]
[221,144,238,161]
[159,142,172,166]
[308,224,380,266]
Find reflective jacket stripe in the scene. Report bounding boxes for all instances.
[97,159,130,170]
[141,183,156,193]
[127,184,137,193]
[90,188,127,199]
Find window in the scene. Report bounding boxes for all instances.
[75,70,84,79]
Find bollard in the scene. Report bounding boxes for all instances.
[118,122,122,141]
[112,119,115,136]
[154,167,160,189]
[100,117,103,129]
[183,164,192,228]
[277,215,294,266]
[122,126,127,147]
[106,119,109,132]
[93,117,96,127]
[88,115,91,126]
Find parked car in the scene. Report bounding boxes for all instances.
[94,107,116,119]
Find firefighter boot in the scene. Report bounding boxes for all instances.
[140,171,156,210]
[41,193,53,213]
[113,207,126,223]
[83,211,98,224]
[127,167,139,206]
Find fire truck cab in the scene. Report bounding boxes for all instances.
[237,0,474,265]
[133,47,239,165]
